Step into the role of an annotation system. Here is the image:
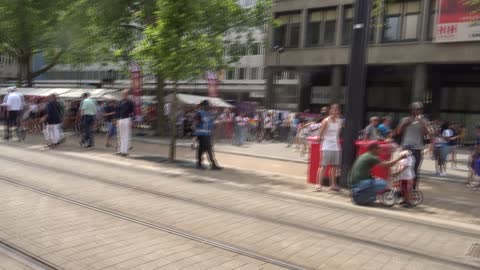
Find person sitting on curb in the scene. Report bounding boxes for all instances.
[350,142,407,206]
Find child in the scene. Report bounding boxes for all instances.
[468,126,480,189]
[393,148,416,208]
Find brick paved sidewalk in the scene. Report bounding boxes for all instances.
[2,131,479,226]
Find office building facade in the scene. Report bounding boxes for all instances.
[266,0,480,137]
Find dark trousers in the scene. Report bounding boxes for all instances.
[82,115,95,147]
[197,135,218,167]
[412,149,423,190]
[5,110,19,139]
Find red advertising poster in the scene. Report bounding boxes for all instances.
[130,62,143,121]
[436,0,480,42]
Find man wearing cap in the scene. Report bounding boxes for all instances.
[350,142,407,205]
[396,102,431,189]
[193,100,222,170]
[2,87,25,140]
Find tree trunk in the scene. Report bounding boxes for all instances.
[26,55,33,87]
[168,82,178,162]
[155,75,166,136]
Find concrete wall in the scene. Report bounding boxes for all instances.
[266,41,480,67]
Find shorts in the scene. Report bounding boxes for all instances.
[321,150,341,166]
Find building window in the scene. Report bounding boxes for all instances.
[428,0,437,40]
[239,68,246,80]
[306,8,337,47]
[342,6,354,45]
[249,42,261,55]
[383,0,421,42]
[250,67,259,80]
[227,69,235,80]
[274,13,302,48]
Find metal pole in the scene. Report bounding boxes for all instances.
[340,0,372,187]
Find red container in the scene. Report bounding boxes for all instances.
[355,140,395,180]
[307,138,395,184]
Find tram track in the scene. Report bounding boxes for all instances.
[0,240,62,270]
[0,154,479,269]
[0,176,305,270]
[0,145,478,238]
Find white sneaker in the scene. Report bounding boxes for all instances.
[440,172,447,177]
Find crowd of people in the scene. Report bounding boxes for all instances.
[2,86,479,205]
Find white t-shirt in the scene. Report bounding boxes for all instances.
[321,118,341,151]
[397,155,416,180]
[264,116,272,128]
[5,92,24,111]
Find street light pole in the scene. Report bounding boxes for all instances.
[340,0,372,187]
[272,46,285,112]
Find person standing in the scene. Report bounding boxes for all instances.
[194,100,221,170]
[79,93,98,148]
[378,116,392,139]
[43,94,63,147]
[315,104,342,192]
[2,87,24,140]
[103,100,117,148]
[264,112,273,141]
[396,102,431,190]
[363,116,381,140]
[115,90,134,156]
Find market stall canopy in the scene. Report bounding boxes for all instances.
[164,93,233,108]
[0,88,118,99]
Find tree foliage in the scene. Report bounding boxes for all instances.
[0,0,112,85]
[133,0,270,160]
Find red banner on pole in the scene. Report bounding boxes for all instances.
[130,62,143,121]
[206,71,219,97]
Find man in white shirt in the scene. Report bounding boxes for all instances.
[3,87,24,140]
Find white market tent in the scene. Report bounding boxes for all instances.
[165,93,233,108]
[0,87,118,100]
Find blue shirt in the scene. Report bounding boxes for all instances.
[194,110,213,136]
[377,124,391,138]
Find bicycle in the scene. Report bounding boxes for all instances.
[378,176,424,207]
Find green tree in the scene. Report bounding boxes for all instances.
[134,0,271,161]
[0,0,108,86]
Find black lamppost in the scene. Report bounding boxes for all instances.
[272,46,285,111]
[340,0,372,187]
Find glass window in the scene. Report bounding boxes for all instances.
[306,8,337,47]
[274,13,301,48]
[384,16,401,41]
[382,0,421,42]
[250,68,259,80]
[227,69,235,80]
[273,25,287,47]
[239,68,246,80]
[306,21,321,46]
[324,21,336,44]
[342,6,354,45]
[404,14,419,39]
[289,24,301,47]
[249,43,260,55]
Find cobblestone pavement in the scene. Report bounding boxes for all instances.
[0,141,480,269]
[12,132,480,225]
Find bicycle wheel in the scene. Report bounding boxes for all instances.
[410,190,424,206]
[380,190,396,207]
